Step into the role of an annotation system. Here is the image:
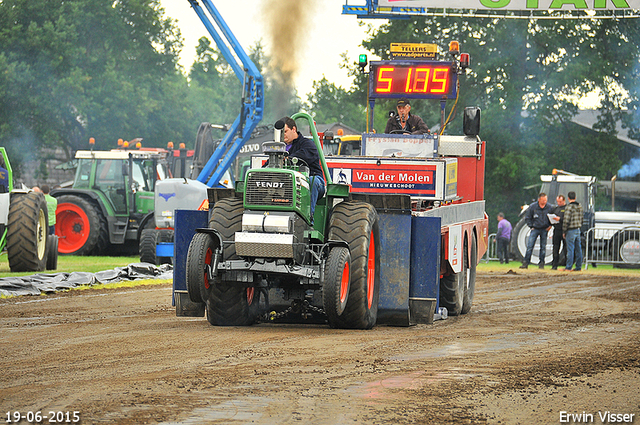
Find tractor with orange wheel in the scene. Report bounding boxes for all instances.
[183,113,381,329]
[52,149,170,256]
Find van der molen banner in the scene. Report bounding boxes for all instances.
[378,0,640,10]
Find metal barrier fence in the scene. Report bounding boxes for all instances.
[585,226,640,269]
[483,233,498,262]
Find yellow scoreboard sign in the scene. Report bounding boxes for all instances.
[390,43,437,60]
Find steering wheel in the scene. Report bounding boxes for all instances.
[288,156,309,170]
[390,129,411,134]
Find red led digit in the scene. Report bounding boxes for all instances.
[376,67,394,93]
[413,68,430,93]
[431,67,450,94]
[404,68,412,93]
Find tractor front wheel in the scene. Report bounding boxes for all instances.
[55,195,107,255]
[327,201,380,329]
[323,246,351,327]
[205,197,257,326]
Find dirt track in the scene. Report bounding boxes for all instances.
[1,269,639,424]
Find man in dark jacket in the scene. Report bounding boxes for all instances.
[562,191,584,272]
[520,192,553,269]
[550,194,567,270]
[282,117,325,220]
[384,98,430,134]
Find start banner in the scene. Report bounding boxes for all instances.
[378,0,640,10]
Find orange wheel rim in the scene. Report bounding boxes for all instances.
[56,203,90,254]
[366,231,375,309]
[247,287,255,305]
[339,261,350,303]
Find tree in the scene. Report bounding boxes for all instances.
[0,0,188,174]
[305,77,366,131]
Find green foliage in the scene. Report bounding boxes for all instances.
[0,0,192,166]
[304,77,366,131]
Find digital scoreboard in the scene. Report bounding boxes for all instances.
[368,60,458,100]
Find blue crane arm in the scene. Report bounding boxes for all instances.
[188,0,264,187]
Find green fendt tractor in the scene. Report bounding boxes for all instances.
[185,113,381,329]
[52,148,169,256]
[0,147,58,272]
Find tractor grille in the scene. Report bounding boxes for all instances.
[246,171,294,207]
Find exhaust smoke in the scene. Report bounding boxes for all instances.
[262,0,316,117]
[618,157,640,179]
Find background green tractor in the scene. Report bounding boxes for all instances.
[52,149,169,256]
[0,147,57,272]
[185,113,381,329]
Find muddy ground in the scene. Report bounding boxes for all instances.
[0,269,639,425]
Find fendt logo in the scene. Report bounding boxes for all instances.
[256,181,285,189]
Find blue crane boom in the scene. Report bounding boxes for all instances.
[187,0,264,187]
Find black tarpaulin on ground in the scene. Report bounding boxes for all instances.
[0,263,173,297]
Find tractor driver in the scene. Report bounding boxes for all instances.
[282,117,325,221]
[385,98,430,135]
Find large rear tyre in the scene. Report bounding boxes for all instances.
[55,195,108,255]
[205,197,257,326]
[139,228,158,265]
[46,235,59,271]
[7,192,48,272]
[440,235,468,316]
[323,246,351,327]
[461,232,477,314]
[327,201,380,329]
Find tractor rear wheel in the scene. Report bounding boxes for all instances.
[461,232,477,314]
[7,192,48,272]
[139,228,158,265]
[323,246,351,327]
[327,201,380,329]
[440,235,468,316]
[55,195,107,255]
[205,197,257,326]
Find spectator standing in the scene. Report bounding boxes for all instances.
[520,193,553,269]
[551,195,567,270]
[496,213,512,264]
[41,184,57,235]
[563,191,584,272]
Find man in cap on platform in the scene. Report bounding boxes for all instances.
[384,98,430,134]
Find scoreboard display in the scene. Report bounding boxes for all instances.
[368,60,458,100]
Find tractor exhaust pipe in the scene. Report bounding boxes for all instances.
[611,175,617,211]
[274,119,285,144]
